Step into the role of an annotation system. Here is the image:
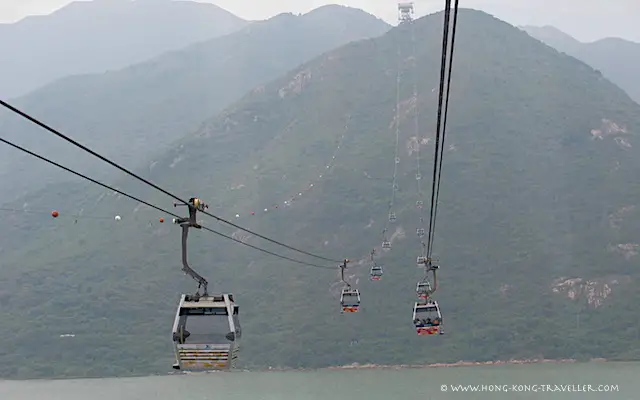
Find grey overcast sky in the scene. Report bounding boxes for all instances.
[1,0,639,43]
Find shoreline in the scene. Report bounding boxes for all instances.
[260,358,609,372]
[0,358,618,380]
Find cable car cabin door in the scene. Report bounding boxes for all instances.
[172,294,240,371]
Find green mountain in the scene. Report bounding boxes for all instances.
[521,25,640,103]
[0,5,390,205]
[2,9,640,379]
[0,0,248,98]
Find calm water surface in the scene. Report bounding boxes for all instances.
[0,362,636,399]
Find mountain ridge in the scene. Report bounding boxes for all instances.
[0,0,248,98]
[521,25,640,104]
[0,6,391,205]
[1,9,640,378]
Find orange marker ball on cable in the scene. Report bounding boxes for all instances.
[51,210,59,218]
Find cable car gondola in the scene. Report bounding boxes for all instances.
[171,197,242,371]
[412,300,444,336]
[340,287,361,313]
[338,259,361,312]
[172,293,241,371]
[416,281,432,300]
[416,263,438,300]
[370,265,383,281]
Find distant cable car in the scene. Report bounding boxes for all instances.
[382,241,391,249]
[338,259,361,313]
[389,212,396,222]
[416,281,432,300]
[370,265,383,281]
[412,300,444,336]
[340,288,361,313]
[171,293,241,371]
[416,228,425,237]
[416,256,426,264]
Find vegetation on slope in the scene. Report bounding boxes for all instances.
[0,5,390,205]
[2,9,640,379]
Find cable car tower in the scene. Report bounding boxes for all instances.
[171,197,241,371]
[398,2,415,24]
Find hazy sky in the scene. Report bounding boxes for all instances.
[1,0,639,43]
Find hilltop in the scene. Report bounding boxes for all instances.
[2,9,640,378]
[0,5,390,205]
[0,0,248,98]
[522,25,640,103]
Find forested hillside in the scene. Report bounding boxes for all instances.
[1,9,640,379]
[0,5,390,204]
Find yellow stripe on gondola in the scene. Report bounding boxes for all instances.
[182,361,229,368]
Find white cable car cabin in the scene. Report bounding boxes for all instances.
[340,288,361,313]
[416,281,432,300]
[382,241,391,249]
[171,293,241,371]
[412,301,444,336]
[370,265,383,281]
